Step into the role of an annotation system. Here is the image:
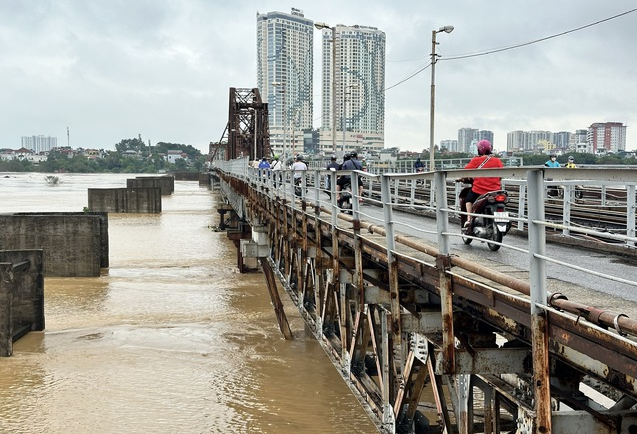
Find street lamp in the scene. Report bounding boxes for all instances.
[314,22,337,156]
[429,25,454,171]
[271,81,286,159]
[343,84,359,153]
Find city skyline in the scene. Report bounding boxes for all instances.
[1,2,635,153]
[256,8,386,158]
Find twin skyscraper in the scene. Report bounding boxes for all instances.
[256,8,386,158]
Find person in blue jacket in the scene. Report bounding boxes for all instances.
[544,154,560,196]
[258,156,270,178]
[544,154,560,168]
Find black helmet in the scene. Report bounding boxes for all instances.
[350,151,358,158]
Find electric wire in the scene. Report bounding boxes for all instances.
[385,8,637,91]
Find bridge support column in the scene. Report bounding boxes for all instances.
[528,169,552,433]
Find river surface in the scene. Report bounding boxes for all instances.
[0,172,377,434]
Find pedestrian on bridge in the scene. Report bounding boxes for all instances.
[414,157,425,172]
[564,155,577,168]
[544,154,560,196]
[258,156,270,179]
[270,155,283,187]
[337,151,364,203]
[325,155,340,196]
[544,154,560,168]
[291,155,307,182]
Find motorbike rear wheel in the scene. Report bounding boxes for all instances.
[338,196,353,215]
[487,225,502,251]
[461,219,472,244]
[575,187,584,199]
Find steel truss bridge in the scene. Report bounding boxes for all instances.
[208,87,270,162]
[211,159,637,434]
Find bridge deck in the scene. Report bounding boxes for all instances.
[214,163,637,434]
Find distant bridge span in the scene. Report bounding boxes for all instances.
[211,160,637,434]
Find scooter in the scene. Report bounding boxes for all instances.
[294,176,305,197]
[415,167,425,186]
[337,182,353,214]
[457,178,511,251]
[548,184,584,200]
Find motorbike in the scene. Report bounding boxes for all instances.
[457,178,511,251]
[415,166,425,186]
[337,181,353,214]
[294,176,305,197]
[547,184,584,200]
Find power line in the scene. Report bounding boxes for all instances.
[384,8,637,91]
[385,63,431,91]
[443,8,637,61]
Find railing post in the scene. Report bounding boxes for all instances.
[435,172,449,255]
[330,171,338,228]
[517,181,527,231]
[435,171,455,376]
[381,174,402,344]
[313,170,320,207]
[627,184,636,247]
[352,171,360,215]
[527,169,552,433]
[563,184,572,236]
[601,185,607,207]
[381,309,396,433]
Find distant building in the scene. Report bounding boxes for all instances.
[506,130,526,153]
[164,150,186,163]
[588,122,626,154]
[257,9,314,159]
[552,131,571,150]
[317,23,386,154]
[458,128,493,153]
[440,139,458,152]
[458,128,478,153]
[573,129,588,145]
[22,135,57,153]
[507,130,552,153]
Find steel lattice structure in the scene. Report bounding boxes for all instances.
[208,87,270,162]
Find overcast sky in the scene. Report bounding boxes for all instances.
[1,1,635,154]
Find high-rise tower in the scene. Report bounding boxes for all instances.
[318,24,386,154]
[256,8,313,159]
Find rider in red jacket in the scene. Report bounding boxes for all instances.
[463,140,503,220]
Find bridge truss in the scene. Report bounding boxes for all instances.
[208,87,270,162]
[214,165,637,434]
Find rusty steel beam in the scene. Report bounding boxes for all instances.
[226,87,270,160]
[216,171,637,433]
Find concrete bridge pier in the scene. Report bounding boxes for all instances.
[0,250,44,357]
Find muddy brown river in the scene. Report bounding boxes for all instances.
[0,172,377,434]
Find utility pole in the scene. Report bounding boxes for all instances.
[314,23,338,156]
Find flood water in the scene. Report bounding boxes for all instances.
[0,173,378,434]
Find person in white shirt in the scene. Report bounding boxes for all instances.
[270,155,283,187]
[291,155,307,182]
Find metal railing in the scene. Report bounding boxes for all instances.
[215,158,637,303]
[213,159,637,431]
